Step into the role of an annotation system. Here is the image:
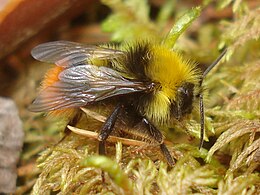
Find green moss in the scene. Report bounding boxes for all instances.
[32,0,260,194]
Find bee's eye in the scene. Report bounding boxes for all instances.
[171,82,194,119]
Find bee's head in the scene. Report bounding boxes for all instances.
[170,82,195,120]
[140,44,201,125]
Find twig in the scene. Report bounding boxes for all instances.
[67,125,146,146]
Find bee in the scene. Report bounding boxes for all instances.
[29,40,226,166]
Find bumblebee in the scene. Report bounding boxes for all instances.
[30,40,226,166]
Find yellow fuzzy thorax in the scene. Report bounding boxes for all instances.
[144,45,201,124]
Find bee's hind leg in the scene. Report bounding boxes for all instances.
[142,118,175,167]
[55,111,82,146]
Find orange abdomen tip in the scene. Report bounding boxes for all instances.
[41,66,64,89]
[32,66,78,119]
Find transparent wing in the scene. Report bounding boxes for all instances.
[31,41,125,67]
[29,65,149,112]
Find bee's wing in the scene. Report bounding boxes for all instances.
[31,41,125,67]
[29,65,149,112]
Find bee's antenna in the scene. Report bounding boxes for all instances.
[203,48,227,78]
[199,48,227,149]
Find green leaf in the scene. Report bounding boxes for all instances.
[162,6,201,48]
[81,156,132,192]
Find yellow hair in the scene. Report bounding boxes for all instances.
[144,45,200,124]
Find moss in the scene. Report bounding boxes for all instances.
[32,0,260,194]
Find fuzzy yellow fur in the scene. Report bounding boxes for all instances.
[144,45,201,124]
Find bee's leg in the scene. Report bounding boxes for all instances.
[55,111,82,145]
[142,118,175,166]
[199,93,204,149]
[98,103,123,182]
[65,110,82,134]
[98,103,123,155]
